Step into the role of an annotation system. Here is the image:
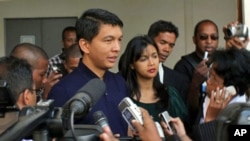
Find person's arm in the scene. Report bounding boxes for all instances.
[43,71,62,100]
[192,121,217,141]
[187,60,208,114]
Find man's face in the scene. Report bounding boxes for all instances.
[32,58,48,90]
[81,24,123,70]
[153,32,176,62]
[64,57,80,74]
[28,84,38,106]
[193,22,219,58]
[63,31,77,49]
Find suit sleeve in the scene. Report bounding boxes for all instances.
[192,121,217,141]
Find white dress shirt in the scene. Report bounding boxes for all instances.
[158,63,164,83]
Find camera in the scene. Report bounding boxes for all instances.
[225,24,249,40]
[159,111,176,134]
[118,97,143,131]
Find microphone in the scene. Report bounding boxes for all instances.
[93,111,109,128]
[63,78,106,118]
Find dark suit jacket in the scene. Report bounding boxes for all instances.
[158,65,190,104]
[192,121,217,141]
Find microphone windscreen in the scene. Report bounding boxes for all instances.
[62,78,106,119]
[75,78,106,105]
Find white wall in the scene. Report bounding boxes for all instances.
[0,0,237,72]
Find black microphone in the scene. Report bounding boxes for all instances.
[63,78,106,118]
[93,110,109,128]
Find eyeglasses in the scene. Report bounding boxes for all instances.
[199,35,219,41]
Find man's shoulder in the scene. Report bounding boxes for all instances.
[182,51,197,59]
[162,65,181,74]
[178,52,196,62]
[48,73,90,107]
[162,66,188,80]
[174,51,197,68]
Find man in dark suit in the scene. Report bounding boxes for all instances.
[148,20,189,103]
[174,20,219,129]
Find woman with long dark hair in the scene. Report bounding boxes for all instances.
[119,35,188,124]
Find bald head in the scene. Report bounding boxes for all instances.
[10,43,49,69]
[10,43,49,90]
[64,43,82,62]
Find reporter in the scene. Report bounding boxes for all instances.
[10,43,62,100]
[0,56,36,109]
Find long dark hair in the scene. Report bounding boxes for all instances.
[119,35,169,109]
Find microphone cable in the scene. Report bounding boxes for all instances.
[69,99,85,141]
[70,110,77,141]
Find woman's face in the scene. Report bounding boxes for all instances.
[131,44,159,80]
[206,64,224,97]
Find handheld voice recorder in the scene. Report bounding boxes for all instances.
[159,111,176,134]
[118,97,143,131]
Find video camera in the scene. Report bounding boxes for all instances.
[0,100,64,141]
[0,78,106,141]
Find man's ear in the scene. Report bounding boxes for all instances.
[79,39,90,54]
[22,89,31,105]
[193,36,196,44]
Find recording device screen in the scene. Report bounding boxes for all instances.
[123,108,136,127]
